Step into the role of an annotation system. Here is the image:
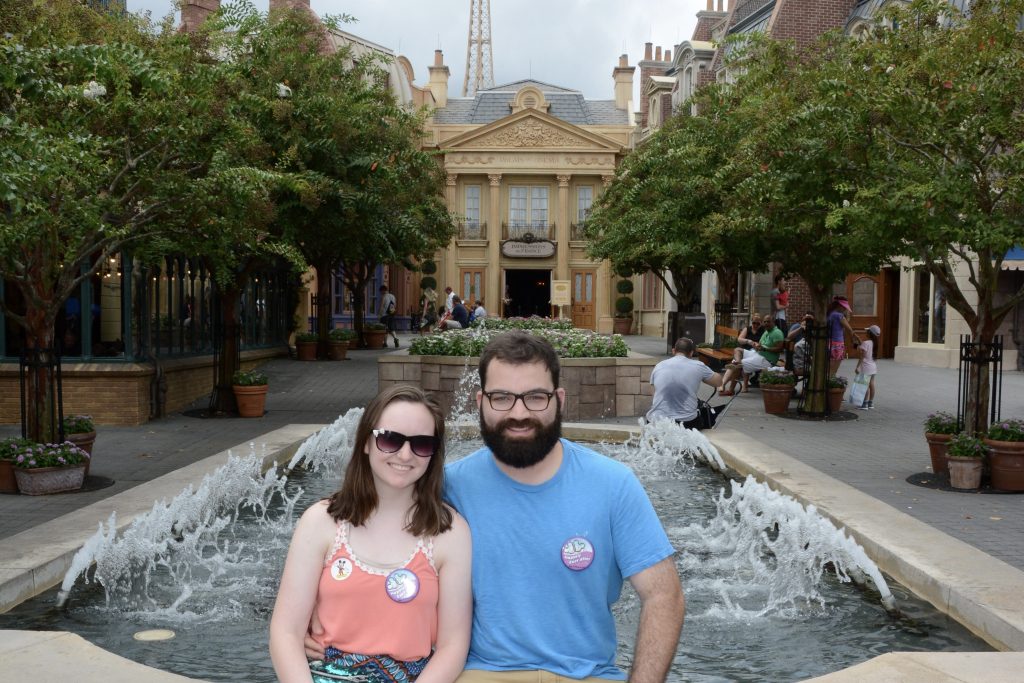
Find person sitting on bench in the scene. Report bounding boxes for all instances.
[721,315,784,396]
[647,337,724,429]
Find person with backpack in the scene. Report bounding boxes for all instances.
[379,285,400,348]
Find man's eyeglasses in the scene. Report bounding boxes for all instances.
[482,390,555,412]
[371,429,439,458]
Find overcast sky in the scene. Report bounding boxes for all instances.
[126,0,703,102]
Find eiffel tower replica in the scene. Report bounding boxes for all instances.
[463,0,496,96]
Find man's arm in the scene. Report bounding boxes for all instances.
[703,371,724,389]
[627,556,685,683]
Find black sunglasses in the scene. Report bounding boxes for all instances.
[371,429,439,458]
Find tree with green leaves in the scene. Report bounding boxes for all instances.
[220,3,453,351]
[836,0,1024,432]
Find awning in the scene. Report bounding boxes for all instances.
[1001,245,1024,271]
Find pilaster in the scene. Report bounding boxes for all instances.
[488,174,502,314]
[445,174,458,295]
[557,174,571,281]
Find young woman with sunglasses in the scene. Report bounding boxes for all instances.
[270,386,472,683]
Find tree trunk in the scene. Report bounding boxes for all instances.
[211,286,242,414]
[23,308,60,443]
[346,261,370,348]
[314,259,334,359]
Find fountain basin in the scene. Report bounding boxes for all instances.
[0,422,1021,682]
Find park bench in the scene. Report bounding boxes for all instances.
[696,324,741,371]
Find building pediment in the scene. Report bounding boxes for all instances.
[441,109,623,152]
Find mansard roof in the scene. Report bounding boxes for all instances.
[433,79,629,126]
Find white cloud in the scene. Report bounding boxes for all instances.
[128,0,702,102]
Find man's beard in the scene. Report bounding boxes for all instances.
[479,404,563,469]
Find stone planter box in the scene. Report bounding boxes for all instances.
[378,353,658,420]
[14,464,86,496]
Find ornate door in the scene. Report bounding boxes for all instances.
[571,269,596,330]
[835,270,897,358]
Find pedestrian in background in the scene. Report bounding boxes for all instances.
[855,325,880,409]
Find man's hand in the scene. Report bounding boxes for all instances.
[304,611,326,660]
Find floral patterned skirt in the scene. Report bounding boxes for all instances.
[309,647,431,683]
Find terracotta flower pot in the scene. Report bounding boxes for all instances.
[327,341,348,360]
[827,387,844,413]
[14,464,86,495]
[761,385,794,415]
[613,317,632,335]
[66,430,96,477]
[947,456,983,490]
[233,384,268,418]
[984,439,1024,492]
[0,459,18,493]
[924,433,953,474]
[364,330,387,349]
[296,341,318,361]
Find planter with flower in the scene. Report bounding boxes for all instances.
[232,369,269,418]
[923,412,958,475]
[328,329,356,360]
[945,432,987,490]
[826,376,848,413]
[760,370,796,415]
[13,441,90,495]
[63,414,96,476]
[363,322,388,349]
[0,437,34,493]
[295,332,319,361]
[984,419,1024,492]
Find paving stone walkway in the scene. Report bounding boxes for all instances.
[2,333,1022,571]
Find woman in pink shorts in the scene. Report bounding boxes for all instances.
[827,296,862,377]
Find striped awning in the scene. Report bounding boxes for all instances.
[1002,246,1024,271]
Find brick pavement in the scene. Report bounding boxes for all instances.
[2,332,1022,572]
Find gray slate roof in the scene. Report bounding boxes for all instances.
[433,79,628,126]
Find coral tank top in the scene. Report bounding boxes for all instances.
[315,520,439,661]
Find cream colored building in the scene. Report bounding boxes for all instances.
[421,52,637,332]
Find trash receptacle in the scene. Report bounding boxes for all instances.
[666,312,706,353]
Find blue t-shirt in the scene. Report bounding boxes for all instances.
[444,439,675,680]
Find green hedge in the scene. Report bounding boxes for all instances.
[408,327,629,358]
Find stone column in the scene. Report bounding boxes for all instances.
[488,174,503,314]
[556,174,571,282]
[444,174,458,295]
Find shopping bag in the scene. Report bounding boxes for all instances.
[848,372,870,407]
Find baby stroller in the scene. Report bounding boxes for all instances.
[693,388,738,430]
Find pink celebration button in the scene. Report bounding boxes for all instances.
[561,536,595,571]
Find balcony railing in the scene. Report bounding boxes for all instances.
[502,222,555,241]
[458,221,487,240]
[570,222,589,240]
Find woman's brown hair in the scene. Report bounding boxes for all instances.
[326,385,452,536]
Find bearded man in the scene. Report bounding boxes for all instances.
[444,331,685,683]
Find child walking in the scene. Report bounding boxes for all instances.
[855,325,880,409]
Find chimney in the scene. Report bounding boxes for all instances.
[613,54,635,111]
[655,46,662,61]
[717,0,724,11]
[707,0,713,9]
[664,49,671,62]
[181,0,220,33]
[428,50,451,107]
[644,42,653,60]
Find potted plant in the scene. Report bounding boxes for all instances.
[364,322,388,349]
[760,369,796,415]
[613,279,634,335]
[984,418,1024,491]
[923,411,958,475]
[0,437,33,493]
[12,440,90,495]
[826,376,848,413]
[327,329,355,360]
[232,369,269,418]
[945,432,987,490]
[294,332,319,361]
[62,414,96,477]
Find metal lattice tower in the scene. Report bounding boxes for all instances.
[463,0,495,97]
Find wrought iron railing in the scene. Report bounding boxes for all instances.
[502,222,555,241]
[458,221,487,240]
[570,222,588,240]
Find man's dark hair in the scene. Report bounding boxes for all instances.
[379,285,388,292]
[673,337,696,356]
[479,331,560,390]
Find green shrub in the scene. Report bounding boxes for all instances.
[420,276,437,291]
[12,441,90,469]
[421,260,437,275]
[477,317,573,331]
[295,332,319,343]
[760,370,796,386]
[615,296,634,316]
[987,419,1024,442]
[232,369,268,386]
[947,432,987,459]
[62,414,95,434]
[827,375,848,389]
[923,411,958,435]
[0,437,34,461]
[408,327,629,358]
[328,328,357,342]
[616,279,634,294]
[364,322,386,331]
